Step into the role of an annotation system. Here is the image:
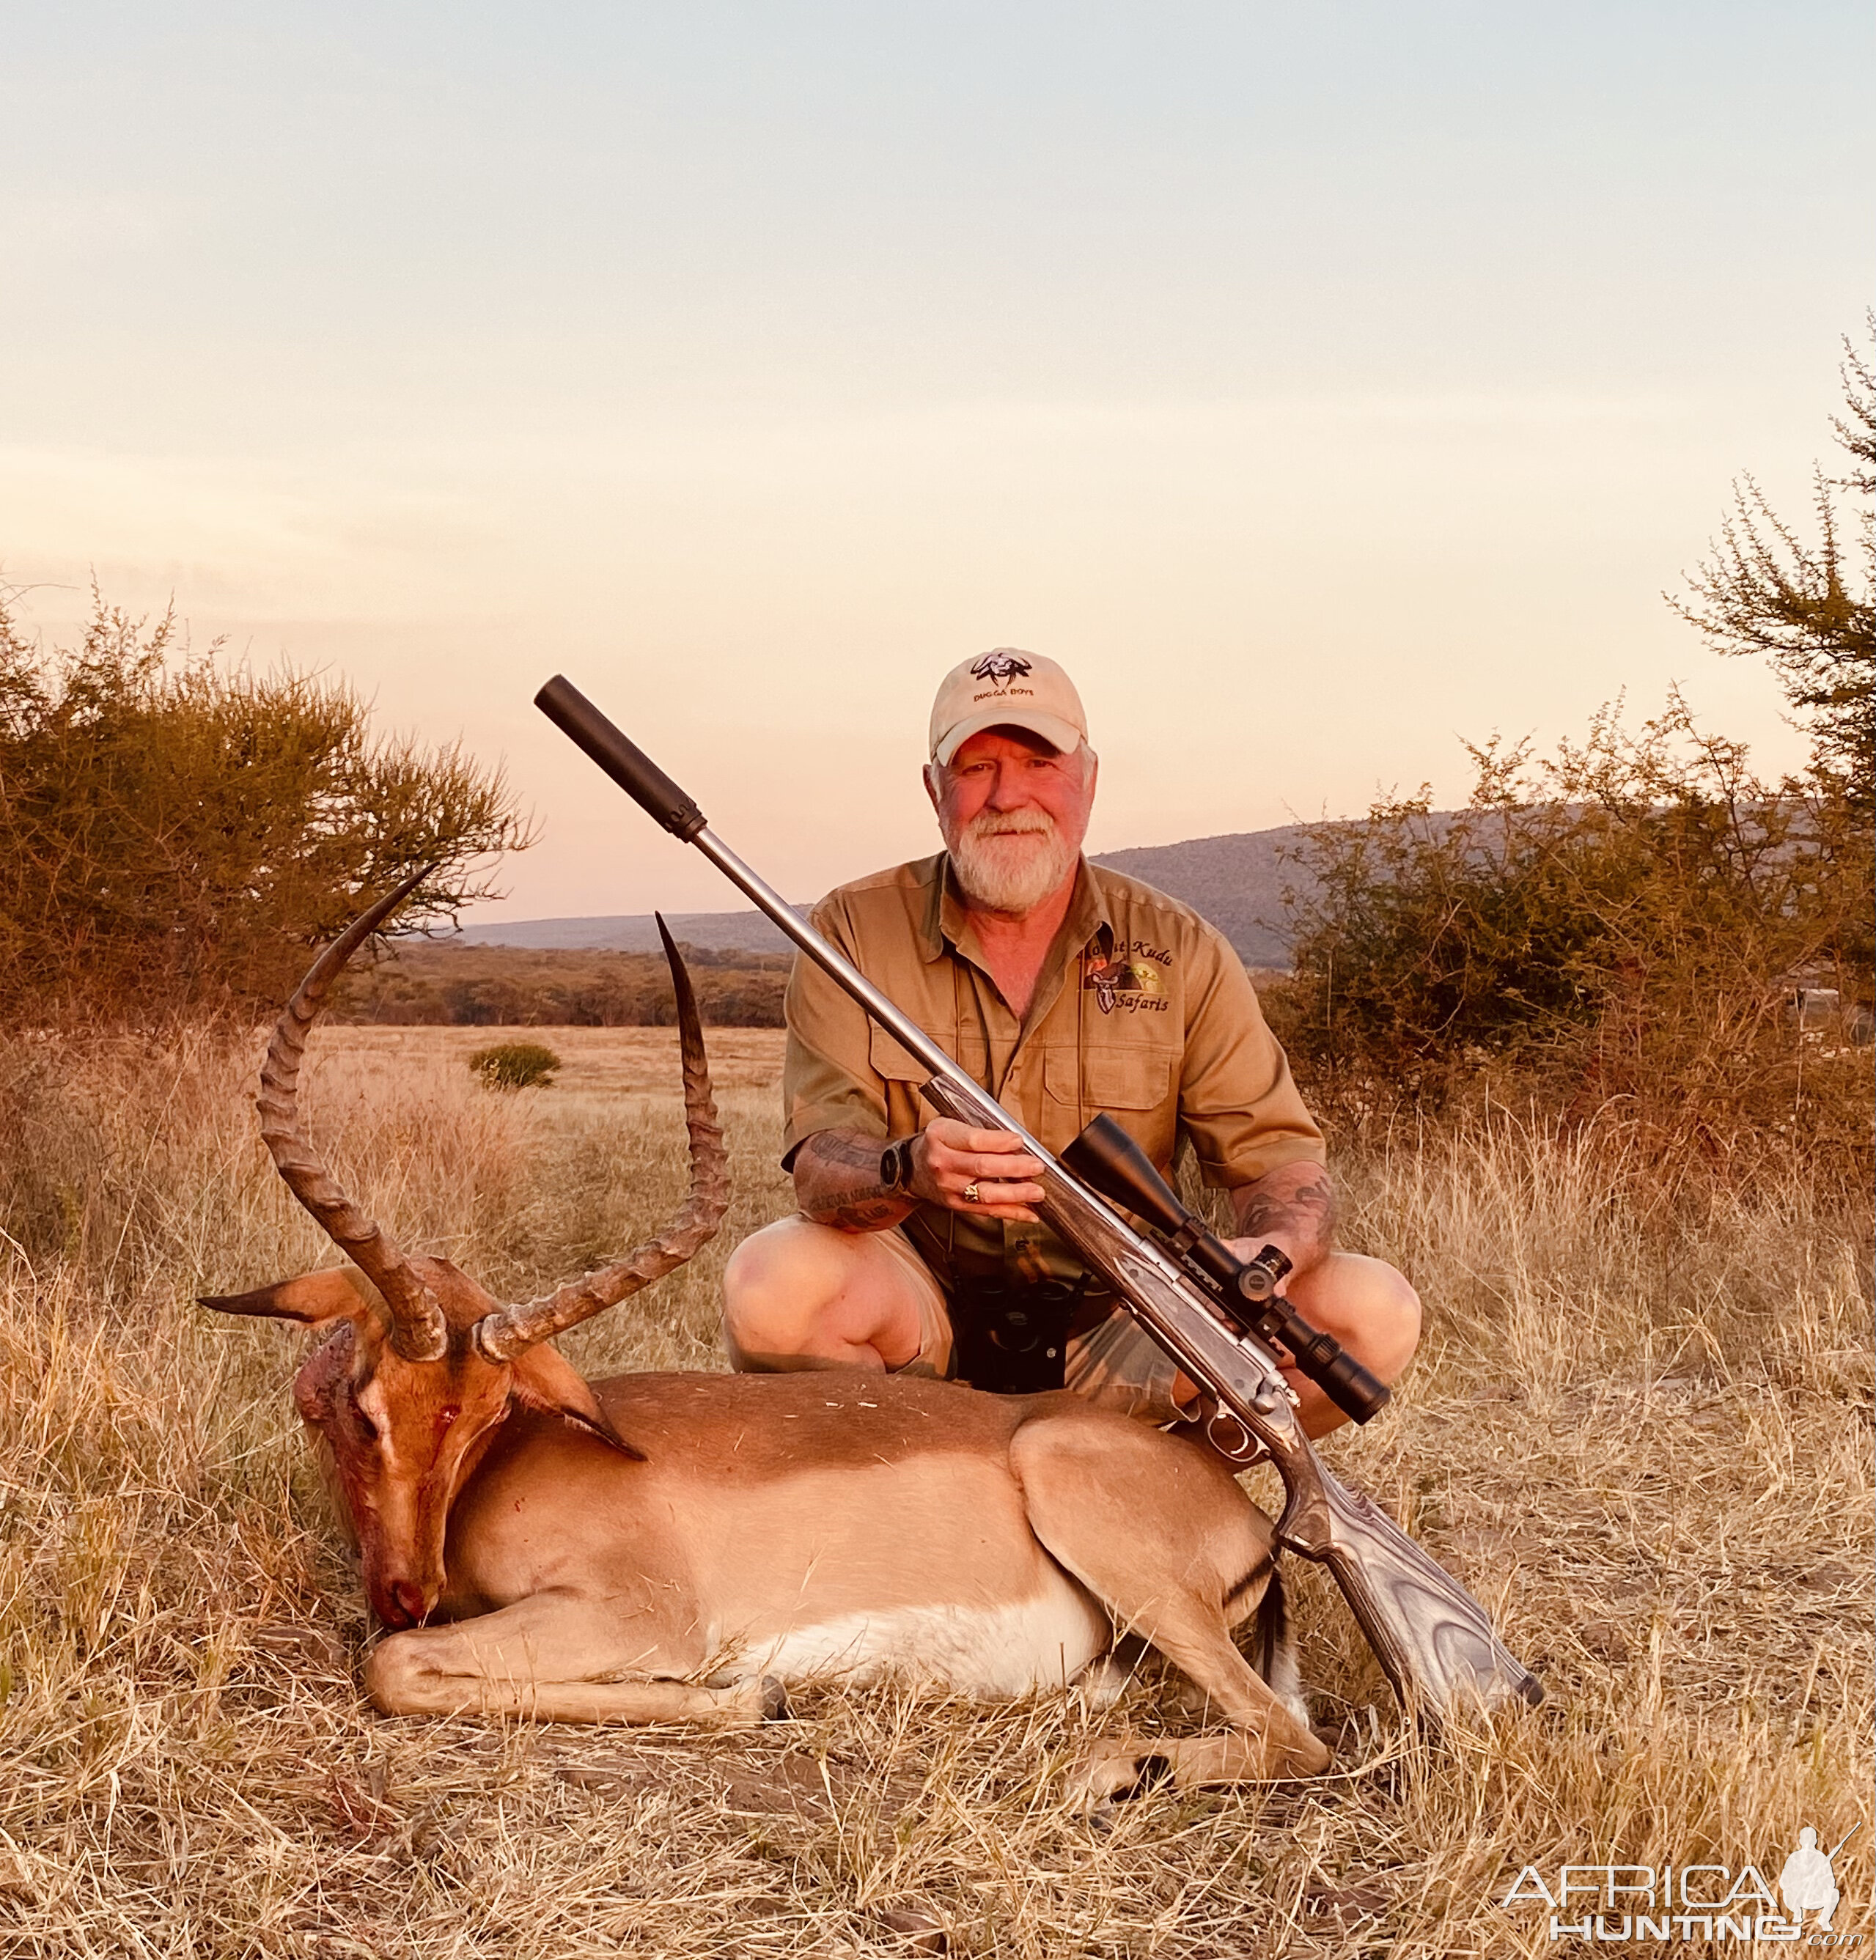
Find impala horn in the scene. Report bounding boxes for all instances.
[474,916,729,1362]
[259,868,449,1363]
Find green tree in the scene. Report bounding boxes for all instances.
[1673,316,1875,804]
[0,584,533,1022]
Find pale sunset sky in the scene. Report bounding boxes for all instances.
[3,3,1870,921]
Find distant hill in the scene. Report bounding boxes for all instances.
[457,819,1380,968]
[1093,826,1312,967]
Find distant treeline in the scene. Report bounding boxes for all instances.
[331,941,789,1028]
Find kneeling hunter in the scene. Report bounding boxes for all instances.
[723,650,1421,1440]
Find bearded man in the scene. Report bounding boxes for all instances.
[721,650,1420,1439]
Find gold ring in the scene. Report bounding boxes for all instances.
[963,1182,981,1205]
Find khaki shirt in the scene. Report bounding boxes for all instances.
[781,853,1324,1288]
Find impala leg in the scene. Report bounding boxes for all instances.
[365,1595,776,1728]
[1010,1409,1330,1798]
[1067,1729,1319,1803]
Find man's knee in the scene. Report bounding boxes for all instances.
[1347,1256,1421,1382]
[1301,1253,1421,1385]
[721,1216,918,1371]
[723,1217,806,1314]
[722,1218,836,1364]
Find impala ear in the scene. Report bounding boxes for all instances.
[199,1267,374,1327]
[508,1345,643,1460]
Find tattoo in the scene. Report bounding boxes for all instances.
[1235,1168,1338,1261]
[794,1130,918,1233]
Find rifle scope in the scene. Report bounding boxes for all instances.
[1062,1115,1391,1425]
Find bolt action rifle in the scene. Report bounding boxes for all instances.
[535,674,1544,1729]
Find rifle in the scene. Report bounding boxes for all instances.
[536,674,1544,1728]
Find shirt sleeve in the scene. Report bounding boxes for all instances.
[779,895,891,1167]
[1176,921,1325,1187]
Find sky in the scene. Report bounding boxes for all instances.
[2,1,1870,921]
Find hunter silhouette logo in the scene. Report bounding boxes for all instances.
[1781,1824,1857,1932]
[969,650,1033,686]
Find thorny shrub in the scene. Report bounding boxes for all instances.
[1268,325,1875,1188]
[468,1041,563,1091]
[0,582,532,1025]
[1267,699,1872,1182]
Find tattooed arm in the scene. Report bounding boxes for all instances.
[792,1129,917,1232]
[793,1120,1047,1231]
[1225,1160,1339,1281]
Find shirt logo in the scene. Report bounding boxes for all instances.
[1084,956,1168,1015]
[969,650,1033,685]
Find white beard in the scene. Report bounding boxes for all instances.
[946,811,1079,915]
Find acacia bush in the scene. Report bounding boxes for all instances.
[0,585,531,1023]
[1674,312,1875,814]
[1267,705,1871,1176]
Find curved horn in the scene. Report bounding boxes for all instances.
[258,868,448,1363]
[474,917,729,1362]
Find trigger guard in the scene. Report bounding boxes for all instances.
[1204,1409,1268,1465]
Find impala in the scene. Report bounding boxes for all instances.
[205,877,1330,1794]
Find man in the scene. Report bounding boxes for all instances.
[722,649,1420,1440]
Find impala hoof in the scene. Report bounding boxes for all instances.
[759,1676,792,1721]
[1114,1751,1174,1800]
[1066,1739,1171,1810]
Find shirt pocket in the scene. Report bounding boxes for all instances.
[869,1024,939,1083]
[1045,1046,1174,1110]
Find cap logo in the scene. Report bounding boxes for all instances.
[969,651,1032,685]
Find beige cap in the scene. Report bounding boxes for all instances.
[928,649,1089,766]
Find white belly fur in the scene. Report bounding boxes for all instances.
[727,1583,1109,1697]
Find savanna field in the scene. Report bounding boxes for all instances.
[0,1021,1868,1959]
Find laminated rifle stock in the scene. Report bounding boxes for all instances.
[540,674,1544,1729]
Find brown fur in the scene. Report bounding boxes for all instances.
[210,1272,1328,1788]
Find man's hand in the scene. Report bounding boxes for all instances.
[1224,1160,1339,1283]
[908,1118,1045,1223]
[793,1121,1045,1231]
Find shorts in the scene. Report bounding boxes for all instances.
[875,1223,1199,1426]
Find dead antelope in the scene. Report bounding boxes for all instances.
[205,877,1329,1795]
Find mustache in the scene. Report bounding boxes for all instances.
[963,810,1056,839]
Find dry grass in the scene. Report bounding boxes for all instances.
[0,1025,1869,1957]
